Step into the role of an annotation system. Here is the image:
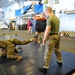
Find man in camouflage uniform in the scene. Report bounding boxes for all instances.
[39,6,62,73]
[0,38,34,62]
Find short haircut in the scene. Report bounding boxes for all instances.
[45,6,53,12]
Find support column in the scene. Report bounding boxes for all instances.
[17,0,23,8]
[16,0,24,28]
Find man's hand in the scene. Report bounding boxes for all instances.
[39,43,45,51]
[42,39,46,45]
[40,44,45,47]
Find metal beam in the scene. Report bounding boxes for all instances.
[2,1,16,8]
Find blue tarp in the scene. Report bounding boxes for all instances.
[34,4,43,14]
[15,8,22,16]
[15,4,32,16]
[23,4,32,14]
[15,4,43,16]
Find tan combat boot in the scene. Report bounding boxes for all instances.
[16,56,23,62]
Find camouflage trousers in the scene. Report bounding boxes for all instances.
[43,35,62,69]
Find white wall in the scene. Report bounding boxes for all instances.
[3,3,19,24]
[58,0,75,32]
[59,14,75,32]
[53,0,75,32]
[54,0,75,10]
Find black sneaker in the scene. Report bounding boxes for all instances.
[39,68,47,73]
[57,61,62,67]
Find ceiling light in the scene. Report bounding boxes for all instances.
[9,0,13,2]
[0,8,2,11]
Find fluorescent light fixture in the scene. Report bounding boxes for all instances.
[0,8,2,11]
[9,0,13,2]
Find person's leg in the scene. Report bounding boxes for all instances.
[28,26,31,33]
[30,27,33,33]
[39,35,58,73]
[27,25,29,33]
[0,50,7,57]
[6,42,22,62]
[54,36,62,66]
[14,47,23,53]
